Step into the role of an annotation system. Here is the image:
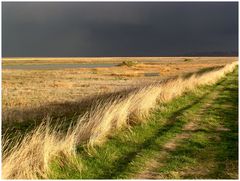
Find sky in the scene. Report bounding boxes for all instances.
[2,2,238,57]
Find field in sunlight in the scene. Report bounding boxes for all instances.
[2,57,236,122]
[2,60,238,179]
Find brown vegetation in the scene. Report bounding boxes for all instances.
[2,57,236,122]
[2,61,237,179]
[2,56,236,65]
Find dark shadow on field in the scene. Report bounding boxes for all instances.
[2,65,227,137]
[2,88,139,134]
[182,65,224,79]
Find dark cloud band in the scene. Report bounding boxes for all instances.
[2,2,238,57]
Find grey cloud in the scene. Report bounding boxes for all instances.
[2,2,238,57]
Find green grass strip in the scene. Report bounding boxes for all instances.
[50,68,238,179]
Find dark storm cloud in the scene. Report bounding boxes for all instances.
[2,2,238,57]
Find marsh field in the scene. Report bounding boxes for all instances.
[2,57,238,179]
[2,57,236,122]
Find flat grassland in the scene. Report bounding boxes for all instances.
[2,57,236,122]
[2,56,236,65]
[2,57,238,179]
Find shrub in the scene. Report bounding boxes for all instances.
[118,60,138,67]
[184,58,192,62]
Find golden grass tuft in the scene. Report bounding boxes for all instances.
[2,61,238,179]
[2,118,83,179]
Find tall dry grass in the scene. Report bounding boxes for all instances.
[2,61,238,179]
[2,118,84,179]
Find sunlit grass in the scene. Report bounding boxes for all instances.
[2,61,237,179]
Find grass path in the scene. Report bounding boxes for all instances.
[134,84,225,178]
[50,68,238,179]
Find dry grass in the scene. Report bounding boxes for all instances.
[2,57,236,122]
[2,61,237,179]
[2,56,236,65]
[2,117,84,179]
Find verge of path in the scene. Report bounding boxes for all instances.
[134,90,220,179]
[49,70,237,179]
[134,69,238,179]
